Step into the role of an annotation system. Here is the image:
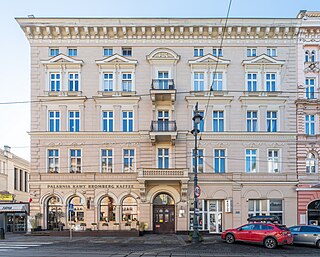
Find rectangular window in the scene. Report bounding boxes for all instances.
[267,111,277,132]
[48,149,59,173]
[214,149,225,173]
[49,73,61,91]
[103,73,113,91]
[248,199,283,224]
[68,48,77,56]
[192,149,204,173]
[103,48,113,56]
[266,73,277,92]
[268,150,279,173]
[246,149,257,173]
[193,72,204,91]
[305,115,315,135]
[213,48,223,57]
[102,111,114,132]
[247,73,257,92]
[122,111,133,132]
[49,111,60,132]
[213,111,224,132]
[306,78,315,99]
[158,111,169,131]
[247,48,257,57]
[68,73,79,91]
[212,72,223,91]
[70,149,81,173]
[49,48,59,56]
[158,148,169,169]
[247,111,258,132]
[121,73,132,91]
[69,111,80,132]
[267,48,277,57]
[101,149,113,173]
[158,71,169,89]
[19,170,23,191]
[123,149,135,172]
[122,47,132,56]
[194,48,204,57]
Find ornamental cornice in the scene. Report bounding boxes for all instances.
[242,54,285,66]
[16,18,300,40]
[96,54,138,65]
[188,53,230,65]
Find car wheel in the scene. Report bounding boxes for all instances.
[316,240,320,249]
[264,237,277,249]
[225,233,235,244]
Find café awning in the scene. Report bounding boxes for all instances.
[0,203,29,213]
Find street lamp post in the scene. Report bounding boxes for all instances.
[191,102,203,244]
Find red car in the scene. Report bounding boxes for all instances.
[221,223,293,249]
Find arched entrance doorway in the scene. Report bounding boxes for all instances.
[47,196,63,230]
[307,199,320,225]
[153,193,175,234]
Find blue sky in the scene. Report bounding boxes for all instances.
[1,0,320,160]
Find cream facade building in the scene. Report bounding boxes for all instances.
[17,17,300,233]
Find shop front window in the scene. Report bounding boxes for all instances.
[248,199,283,224]
[47,196,63,230]
[121,196,138,221]
[99,196,116,222]
[68,196,84,222]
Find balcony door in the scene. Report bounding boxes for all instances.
[158,111,169,131]
[158,72,169,89]
[153,193,175,234]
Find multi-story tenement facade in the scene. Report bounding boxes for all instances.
[0,146,30,232]
[296,11,320,226]
[17,17,299,233]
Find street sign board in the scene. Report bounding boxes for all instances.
[194,185,201,197]
[68,203,74,212]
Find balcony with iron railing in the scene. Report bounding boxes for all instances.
[150,79,176,103]
[149,120,177,145]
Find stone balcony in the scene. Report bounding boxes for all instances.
[137,168,189,183]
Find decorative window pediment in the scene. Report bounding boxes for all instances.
[242,54,285,65]
[41,53,83,65]
[188,54,230,65]
[96,54,138,65]
[147,48,180,64]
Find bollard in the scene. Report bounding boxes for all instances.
[0,228,5,240]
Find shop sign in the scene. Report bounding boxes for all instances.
[225,199,232,213]
[0,194,13,201]
[47,184,134,189]
[0,203,28,213]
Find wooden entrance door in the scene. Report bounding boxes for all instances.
[153,205,175,233]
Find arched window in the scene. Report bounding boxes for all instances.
[153,193,174,205]
[47,196,63,230]
[305,51,310,62]
[68,196,84,222]
[311,50,316,62]
[121,196,138,221]
[306,152,317,173]
[99,196,115,222]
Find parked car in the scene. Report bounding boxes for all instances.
[221,223,293,249]
[289,225,320,248]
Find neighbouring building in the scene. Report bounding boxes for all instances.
[296,11,320,226]
[17,15,300,234]
[0,146,29,232]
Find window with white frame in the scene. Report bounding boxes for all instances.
[212,72,223,91]
[267,48,277,57]
[48,149,59,173]
[247,48,257,57]
[70,149,81,173]
[213,48,223,57]
[101,149,113,173]
[246,149,257,173]
[248,199,283,224]
[265,73,277,92]
[247,73,257,92]
[103,73,113,91]
[193,72,205,91]
[122,47,132,56]
[68,48,77,56]
[102,111,114,132]
[121,73,132,91]
[214,149,225,173]
[267,111,277,132]
[49,73,61,91]
[158,71,170,89]
[305,115,315,135]
[247,111,258,132]
[268,149,280,173]
[68,73,79,91]
[158,110,169,131]
[306,78,316,99]
[306,152,317,173]
[49,48,59,56]
[49,111,60,132]
[122,111,133,132]
[69,111,80,132]
[192,149,204,173]
[194,48,204,57]
[158,148,169,169]
[103,48,113,56]
[123,149,135,172]
[305,51,310,62]
[311,50,316,62]
[213,111,224,132]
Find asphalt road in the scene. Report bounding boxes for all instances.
[0,234,319,257]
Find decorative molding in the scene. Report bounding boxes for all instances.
[41,53,83,65]
[242,54,285,66]
[95,54,138,65]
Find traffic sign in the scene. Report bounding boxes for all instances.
[68,203,74,212]
[194,185,201,197]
